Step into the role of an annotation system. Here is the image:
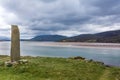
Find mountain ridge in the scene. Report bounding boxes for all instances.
[1,30,120,43]
[0,36,10,41]
[31,35,67,41]
[60,30,120,43]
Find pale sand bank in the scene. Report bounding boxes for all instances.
[30,42,120,49]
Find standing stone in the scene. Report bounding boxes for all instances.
[11,25,20,62]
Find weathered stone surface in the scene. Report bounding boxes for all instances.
[5,61,13,67]
[11,25,20,62]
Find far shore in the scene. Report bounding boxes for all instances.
[1,41,120,49]
[28,42,120,49]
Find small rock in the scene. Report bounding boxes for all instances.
[95,61,104,65]
[5,61,19,67]
[105,65,111,67]
[5,61,13,67]
[88,59,93,62]
[19,59,28,64]
[74,56,85,60]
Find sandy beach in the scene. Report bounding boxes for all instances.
[31,42,120,49]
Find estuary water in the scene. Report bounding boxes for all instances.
[0,41,120,66]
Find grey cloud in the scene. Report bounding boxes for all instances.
[29,22,67,31]
[0,0,120,38]
[40,0,57,3]
[92,0,120,16]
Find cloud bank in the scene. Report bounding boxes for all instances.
[0,0,120,39]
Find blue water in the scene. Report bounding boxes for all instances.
[0,41,120,66]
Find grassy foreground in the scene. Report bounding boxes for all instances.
[0,55,120,80]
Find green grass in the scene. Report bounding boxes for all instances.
[0,56,120,80]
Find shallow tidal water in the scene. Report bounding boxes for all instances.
[0,41,120,66]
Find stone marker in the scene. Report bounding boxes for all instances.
[11,25,20,62]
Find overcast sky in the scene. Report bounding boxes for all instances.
[0,0,120,39]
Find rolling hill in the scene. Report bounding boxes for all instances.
[31,35,67,41]
[61,30,120,43]
[0,36,10,41]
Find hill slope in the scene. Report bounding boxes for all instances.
[31,35,67,41]
[0,36,10,41]
[61,30,120,43]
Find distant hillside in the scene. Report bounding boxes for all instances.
[0,36,10,41]
[31,35,67,41]
[61,30,120,43]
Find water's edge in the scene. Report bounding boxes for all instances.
[0,41,120,66]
